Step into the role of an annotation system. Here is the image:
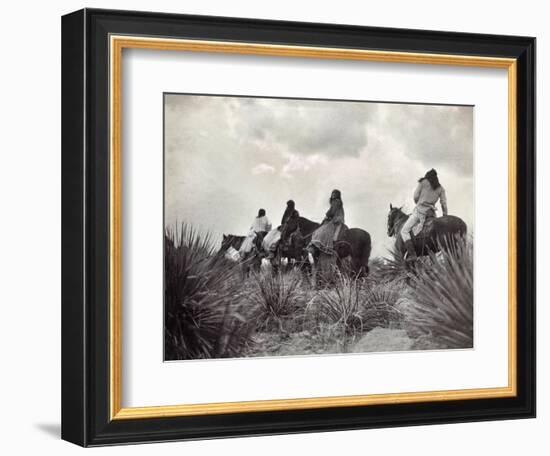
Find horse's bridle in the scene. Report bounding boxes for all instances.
[388,214,396,237]
[388,208,405,238]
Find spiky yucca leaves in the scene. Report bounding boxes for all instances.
[248,270,303,332]
[367,248,412,285]
[360,284,404,331]
[315,272,364,334]
[313,273,404,335]
[406,237,473,349]
[164,224,254,360]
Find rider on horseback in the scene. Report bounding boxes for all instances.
[240,208,272,255]
[308,189,346,254]
[280,200,300,242]
[401,169,448,261]
[251,208,271,246]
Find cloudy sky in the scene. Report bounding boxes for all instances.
[164,94,473,258]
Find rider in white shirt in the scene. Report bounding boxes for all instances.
[401,168,448,261]
[251,208,272,234]
[240,209,272,255]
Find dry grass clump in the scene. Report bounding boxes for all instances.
[164,224,254,360]
[406,237,473,349]
[313,273,403,335]
[314,272,364,334]
[248,270,304,332]
[360,284,404,331]
[367,248,411,285]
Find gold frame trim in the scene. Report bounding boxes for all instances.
[109,35,518,420]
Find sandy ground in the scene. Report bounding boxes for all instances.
[352,327,414,352]
[245,326,415,358]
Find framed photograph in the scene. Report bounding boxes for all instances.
[61,8,535,446]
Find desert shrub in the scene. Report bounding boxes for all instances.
[360,284,404,331]
[406,237,473,349]
[314,272,365,334]
[367,248,412,286]
[310,323,351,354]
[313,272,404,334]
[248,270,303,332]
[311,253,340,287]
[164,224,254,360]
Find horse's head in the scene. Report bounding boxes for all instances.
[281,217,299,242]
[219,234,234,253]
[387,204,405,237]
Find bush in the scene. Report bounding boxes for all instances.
[406,237,473,349]
[164,224,254,360]
[248,270,303,332]
[314,273,364,334]
[360,284,404,331]
[314,273,403,335]
[368,248,412,285]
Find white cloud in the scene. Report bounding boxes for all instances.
[251,163,276,175]
[281,154,327,178]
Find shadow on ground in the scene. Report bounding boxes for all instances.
[35,423,60,439]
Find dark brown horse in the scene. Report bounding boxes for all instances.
[387,204,467,257]
[280,216,371,277]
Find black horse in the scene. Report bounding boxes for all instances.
[219,234,245,254]
[387,204,467,257]
[219,234,261,275]
[275,217,320,273]
[280,216,371,277]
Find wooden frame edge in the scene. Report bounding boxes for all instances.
[112,386,516,420]
[508,61,518,396]
[110,36,123,420]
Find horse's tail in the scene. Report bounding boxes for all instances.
[435,216,468,252]
[459,218,467,236]
[360,232,372,276]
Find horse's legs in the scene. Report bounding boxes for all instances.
[253,256,261,273]
[240,260,248,279]
[336,256,343,273]
[271,251,281,275]
[284,258,292,274]
[316,252,337,287]
[300,255,312,275]
[349,255,359,277]
[308,250,318,288]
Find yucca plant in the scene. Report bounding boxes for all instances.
[314,272,365,334]
[248,270,303,332]
[406,236,473,349]
[367,248,412,286]
[360,284,404,331]
[164,224,254,360]
[313,272,404,335]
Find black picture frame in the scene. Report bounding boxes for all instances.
[62,8,536,447]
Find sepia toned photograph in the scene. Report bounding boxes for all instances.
[164,93,473,361]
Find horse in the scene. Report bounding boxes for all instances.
[219,234,245,255]
[333,228,372,277]
[386,204,467,258]
[279,216,371,277]
[276,216,320,272]
[219,234,261,276]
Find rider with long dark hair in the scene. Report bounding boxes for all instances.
[280,199,300,241]
[401,169,448,261]
[308,189,345,254]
